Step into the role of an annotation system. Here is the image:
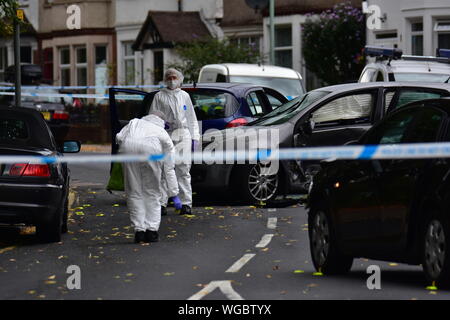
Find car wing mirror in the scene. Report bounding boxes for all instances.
[63,140,81,153]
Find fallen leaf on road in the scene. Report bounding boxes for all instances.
[96,213,105,217]
[389,263,398,267]
[312,272,323,276]
[163,272,175,276]
[27,290,36,295]
[75,212,84,216]
[293,270,304,274]
[266,274,272,279]
[45,281,56,285]
[113,204,120,207]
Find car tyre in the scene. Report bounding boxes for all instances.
[232,162,282,204]
[422,212,450,288]
[36,205,63,243]
[61,196,69,234]
[308,208,353,275]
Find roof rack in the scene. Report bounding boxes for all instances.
[402,55,450,63]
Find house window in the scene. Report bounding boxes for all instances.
[411,22,423,55]
[59,47,70,86]
[153,50,163,84]
[43,48,53,84]
[20,46,32,63]
[123,42,135,85]
[230,36,261,52]
[274,25,292,68]
[75,46,87,86]
[435,21,450,49]
[95,45,107,65]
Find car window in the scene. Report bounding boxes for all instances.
[311,93,373,126]
[231,76,304,98]
[188,90,239,120]
[390,89,444,112]
[265,92,284,109]
[359,68,377,82]
[364,108,418,145]
[385,91,395,113]
[375,71,384,82]
[246,91,266,117]
[113,91,147,122]
[403,107,444,143]
[0,118,29,140]
[393,73,450,83]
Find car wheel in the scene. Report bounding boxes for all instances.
[233,162,282,204]
[422,212,450,288]
[61,196,69,234]
[36,205,63,243]
[308,208,353,275]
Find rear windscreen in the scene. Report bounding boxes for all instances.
[188,90,240,120]
[0,119,29,140]
[0,112,53,149]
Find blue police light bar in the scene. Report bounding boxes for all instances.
[364,46,403,59]
[437,48,450,59]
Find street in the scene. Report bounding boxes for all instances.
[0,152,449,300]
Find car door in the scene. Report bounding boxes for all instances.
[109,88,157,155]
[386,87,449,114]
[296,89,379,148]
[375,106,446,247]
[335,107,420,249]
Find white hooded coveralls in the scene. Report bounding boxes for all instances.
[150,87,200,207]
[116,114,178,232]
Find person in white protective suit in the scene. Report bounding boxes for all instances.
[116,110,182,243]
[149,68,200,216]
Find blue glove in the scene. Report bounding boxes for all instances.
[192,140,199,151]
[164,122,170,130]
[171,196,182,210]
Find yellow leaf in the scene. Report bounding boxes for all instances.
[163,272,175,276]
[113,204,120,207]
[293,270,304,274]
[48,275,56,280]
[45,281,56,285]
[27,290,36,295]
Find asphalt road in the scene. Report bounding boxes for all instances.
[0,153,450,301]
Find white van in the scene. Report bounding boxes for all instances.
[198,63,305,99]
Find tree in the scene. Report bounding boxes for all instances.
[302,2,366,86]
[0,0,20,37]
[168,38,261,83]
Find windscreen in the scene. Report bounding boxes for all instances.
[393,73,450,83]
[230,76,304,98]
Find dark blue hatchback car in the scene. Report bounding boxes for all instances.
[108,83,288,138]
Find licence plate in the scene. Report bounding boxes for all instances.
[41,111,51,121]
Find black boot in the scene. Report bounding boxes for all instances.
[134,231,146,243]
[180,205,191,215]
[145,230,159,242]
[161,206,167,216]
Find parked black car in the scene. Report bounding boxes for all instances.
[4,64,42,85]
[307,98,450,286]
[0,106,80,242]
[0,84,70,141]
[193,82,450,203]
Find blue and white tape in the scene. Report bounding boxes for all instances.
[1,143,450,164]
[0,84,164,90]
[0,91,144,100]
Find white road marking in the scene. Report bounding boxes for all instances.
[188,280,244,300]
[225,253,256,273]
[268,208,277,212]
[255,234,274,248]
[267,217,277,229]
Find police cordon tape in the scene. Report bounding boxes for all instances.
[1,143,450,164]
[0,91,144,100]
[0,84,163,90]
